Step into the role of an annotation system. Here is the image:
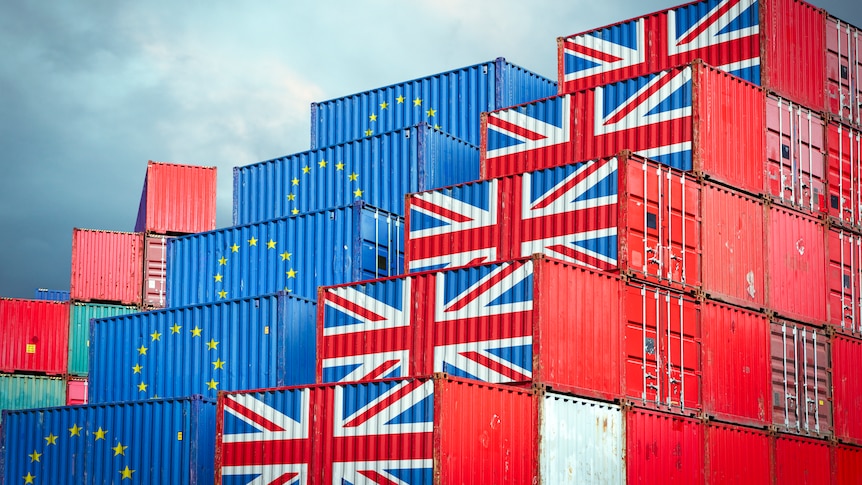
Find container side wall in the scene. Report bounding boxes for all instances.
[0,374,65,424]
[827,121,862,228]
[833,335,862,445]
[835,444,862,485]
[136,162,218,234]
[70,229,145,305]
[0,299,69,375]
[827,228,862,334]
[68,302,138,376]
[66,378,88,405]
[705,423,770,485]
[625,408,704,485]
[826,16,862,127]
[33,289,70,301]
[773,434,832,485]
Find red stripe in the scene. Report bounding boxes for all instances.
[529,160,604,210]
[323,327,411,357]
[342,380,426,428]
[366,360,403,380]
[328,433,432,462]
[458,351,531,381]
[221,439,308,467]
[487,116,547,141]
[224,397,286,433]
[545,244,615,271]
[603,71,678,125]
[564,40,625,63]
[520,205,618,240]
[358,471,402,485]
[271,472,301,485]
[443,262,520,313]
[410,197,473,223]
[407,227,499,261]
[325,293,387,322]
[676,0,739,45]
[435,314,532,346]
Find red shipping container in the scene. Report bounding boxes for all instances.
[827,227,862,334]
[764,94,827,214]
[773,434,832,485]
[833,335,862,445]
[765,204,827,324]
[770,319,832,437]
[705,422,771,485]
[700,181,766,310]
[835,444,862,485]
[557,0,826,110]
[319,256,624,402]
[826,16,862,128]
[826,121,862,229]
[0,298,69,375]
[216,375,537,484]
[701,300,770,426]
[143,234,170,309]
[70,228,144,306]
[482,61,765,195]
[66,378,88,405]
[626,407,704,485]
[134,160,217,235]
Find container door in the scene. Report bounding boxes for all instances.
[143,235,169,308]
[826,17,862,128]
[827,122,862,227]
[828,228,862,333]
[359,206,403,280]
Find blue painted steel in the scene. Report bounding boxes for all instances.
[88,292,316,403]
[33,289,70,301]
[0,395,215,484]
[167,202,403,307]
[233,123,479,225]
[310,57,557,148]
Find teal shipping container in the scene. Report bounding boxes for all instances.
[0,374,65,424]
[68,302,140,376]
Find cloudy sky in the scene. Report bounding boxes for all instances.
[0,0,858,299]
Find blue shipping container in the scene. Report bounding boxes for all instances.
[32,289,70,302]
[234,123,479,224]
[0,395,215,485]
[88,292,315,403]
[167,202,403,307]
[310,57,558,148]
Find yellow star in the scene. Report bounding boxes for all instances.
[218,256,227,265]
[150,330,161,341]
[23,472,35,484]
[94,427,107,440]
[280,251,292,261]
[69,424,82,436]
[319,159,328,168]
[354,188,364,197]
[396,95,405,104]
[214,273,223,282]
[348,172,358,181]
[120,466,135,480]
[132,363,142,374]
[292,177,300,186]
[212,358,226,370]
[191,326,202,337]
[207,379,219,390]
[218,289,228,299]
[434,124,441,130]
[364,129,373,136]
[413,97,422,106]
[286,268,297,279]
[28,450,41,462]
[302,165,311,174]
[248,237,257,246]
[426,107,436,117]
[112,442,128,456]
[206,339,219,350]
[44,433,58,445]
[137,345,147,356]
[291,208,299,215]
[170,323,182,334]
[336,162,344,170]
[369,113,377,122]
[287,193,296,201]
[138,382,147,392]
[230,243,240,253]
[267,239,277,249]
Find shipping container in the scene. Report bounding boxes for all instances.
[88,292,316,404]
[626,407,704,485]
[770,319,832,437]
[310,58,557,149]
[32,289,69,302]
[166,202,403,307]
[482,61,766,194]
[700,181,766,309]
[557,0,826,110]
[0,395,215,484]
[70,228,144,306]
[0,374,65,424]
[68,302,138,376]
[143,234,169,309]
[833,334,862,445]
[66,378,87,405]
[407,152,701,289]
[134,160,217,235]
[705,422,771,485]
[826,120,862,228]
[765,204,827,324]
[234,124,478,225]
[835,444,862,485]
[772,434,832,485]
[701,300,770,426]
[764,94,827,214]
[0,298,69,375]
[319,256,624,401]
[827,226,862,334]
[216,376,537,484]
[826,16,862,127]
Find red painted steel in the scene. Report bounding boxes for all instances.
[827,121,862,228]
[701,300,770,426]
[827,227,862,334]
[764,94,827,214]
[700,181,766,309]
[70,228,145,306]
[134,161,217,235]
[770,319,832,437]
[143,234,170,308]
[624,282,701,413]
[705,422,771,485]
[66,378,88,405]
[833,335,862,445]
[773,434,832,485]
[625,407,704,485]
[835,444,862,485]
[765,204,827,324]
[826,16,862,128]
[0,298,69,375]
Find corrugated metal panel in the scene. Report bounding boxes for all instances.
[833,335,862,445]
[701,300,770,426]
[1,396,215,484]
[143,234,170,309]
[0,374,65,423]
[482,62,765,195]
[770,319,832,437]
[68,302,138,376]
[537,392,624,484]
[70,228,145,306]
[705,422,771,485]
[835,444,862,484]
[310,58,557,149]
[66,378,87,405]
[827,227,862,334]
[700,182,766,309]
[827,121,862,228]
[134,161,217,235]
[33,289,70,301]
[765,94,827,214]
[557,0,825,109]
[0,298,69,375]
[234,124,478,225]
[826,16,862,127]
[88,292,316,404]
[624,283,701,412]
[166,202,403,307]
[625,407,704,485]
[773,434,832,485]
[765,204,827,323]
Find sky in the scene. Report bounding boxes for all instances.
[0,0,859,299]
